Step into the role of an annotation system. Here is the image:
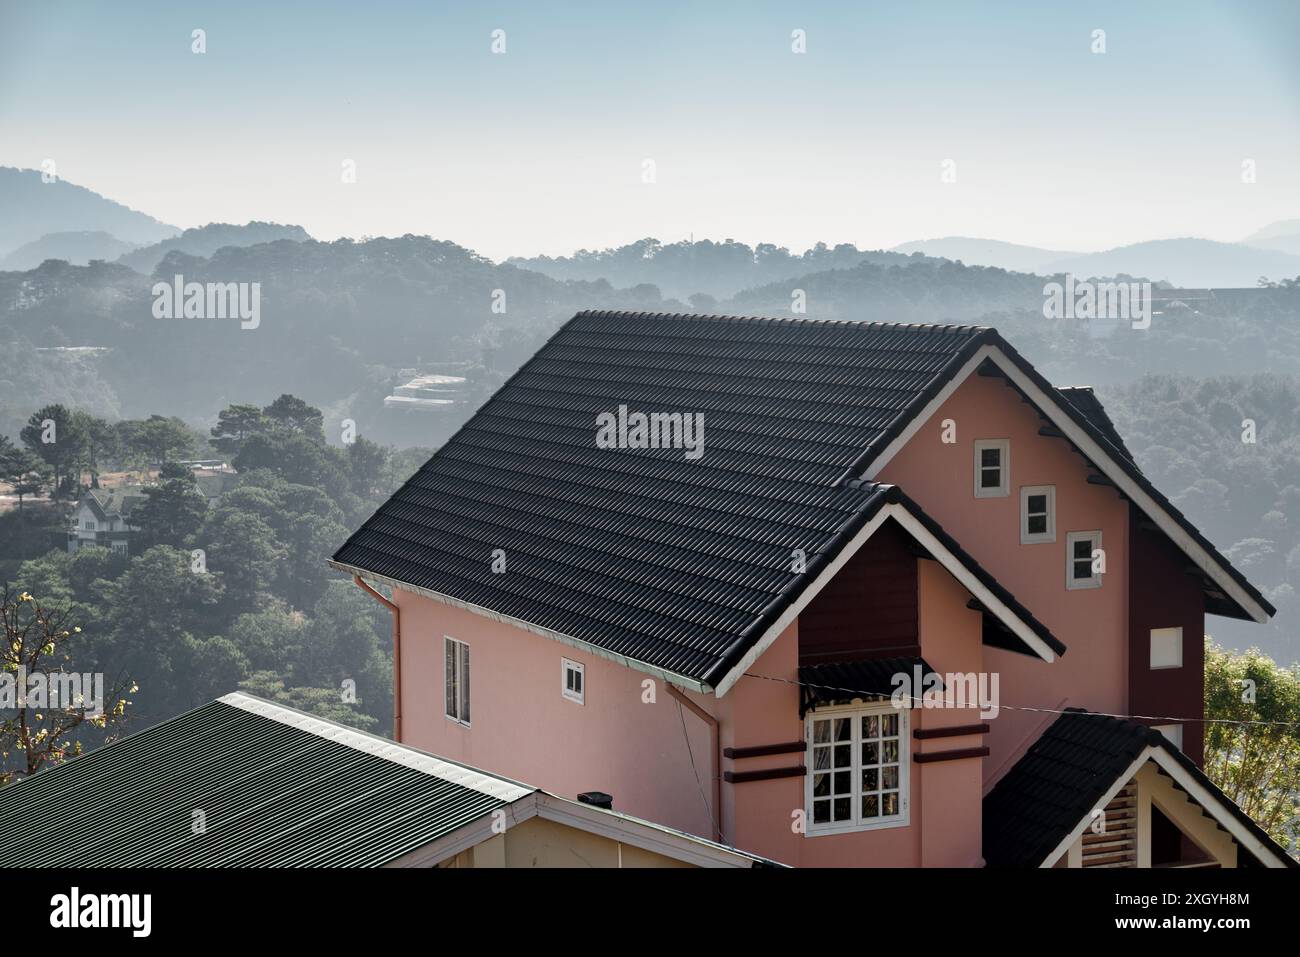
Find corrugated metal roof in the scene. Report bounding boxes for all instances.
[0,694,524,867]
[334,311,988,686]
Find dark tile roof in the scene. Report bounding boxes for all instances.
[334,312,994,686]
[798,656,940,716]
[0,695,523,867]
[982,709,1297,868]
[84,485,147,521]
[1056,386,1136,464]
[333,310,1270,688]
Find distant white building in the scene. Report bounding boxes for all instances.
[67,487,147,557]
[383,373,467,411]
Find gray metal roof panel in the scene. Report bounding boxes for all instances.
[0,697,517,867]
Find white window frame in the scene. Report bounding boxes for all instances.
[444,636,470,726]
[1019,485,1056,544]
[1153,723,1184,751]
[1150,627,1184,670]
[1065,530,1103,590]
[973,439,1010,498]
[804,701,910,837]
[561,657,585,705]
[84,519,96,531]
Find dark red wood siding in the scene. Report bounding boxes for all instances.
[799,519,919,664]
[1127,504,1206,766]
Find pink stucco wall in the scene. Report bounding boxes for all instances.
[713,559,986,867]
[395,591,718,839]
[877,371,1131,784]
[392,526,992,866]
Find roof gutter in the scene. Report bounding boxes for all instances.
[331,561,712,695]
[353,574,402,742]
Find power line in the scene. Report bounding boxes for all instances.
[741,671,1300,729]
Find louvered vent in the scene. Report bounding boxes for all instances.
[1082,782,1138,868]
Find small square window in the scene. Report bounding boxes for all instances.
[1150,627,1183,669]
[562,658,585,704]
[1020,485,1056,544]
[973,440,1010,498]
[1065,531,1103,590]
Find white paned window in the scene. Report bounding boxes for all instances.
[1066,530,1103,590]
[562,658,585,704]
[805,703,909,835]
[1020,485,1056,544]
[445,637,470,725]
[973,439,1010,498]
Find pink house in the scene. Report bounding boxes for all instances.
[333,311,1294,868]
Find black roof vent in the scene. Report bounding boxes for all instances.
[577,791,613,810]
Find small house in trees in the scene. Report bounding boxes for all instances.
[67,486,146,557]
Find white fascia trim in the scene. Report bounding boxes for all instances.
[1146,747,1289,868]
[1039,745,1290,869]
[888,507,1057,663]
[863,344,1000,482]
[713,500,1057,697]
[219,691,534,802]
[1039,749,1151,868]
[330,561,711,694]
[383,794,540,868]
[534,793,768,868]
[712,507,893,697]
[861,345,1271,625]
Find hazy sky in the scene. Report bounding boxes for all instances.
[2,0,1299,260]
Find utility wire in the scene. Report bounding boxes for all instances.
[741,671,1300,728]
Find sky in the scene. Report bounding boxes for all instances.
[2,0,1299,261]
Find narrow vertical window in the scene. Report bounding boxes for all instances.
[973,440,1010,498]
[1066,531,1103,590]
[445,637,470,724]
[1020,485,1056,543]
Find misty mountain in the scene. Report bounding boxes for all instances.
[116,222,315,274]
[0,235,676,440]
[1040,238,1300,287]
[509,237,935,300]
[0,166,177,259]
[0,230,141,271]
[722,258,1050,322]
[1242,219,1300,257]
[890,236,1075,273]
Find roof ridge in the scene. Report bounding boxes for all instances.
[218,692,534,801]
[572,308,991,335]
